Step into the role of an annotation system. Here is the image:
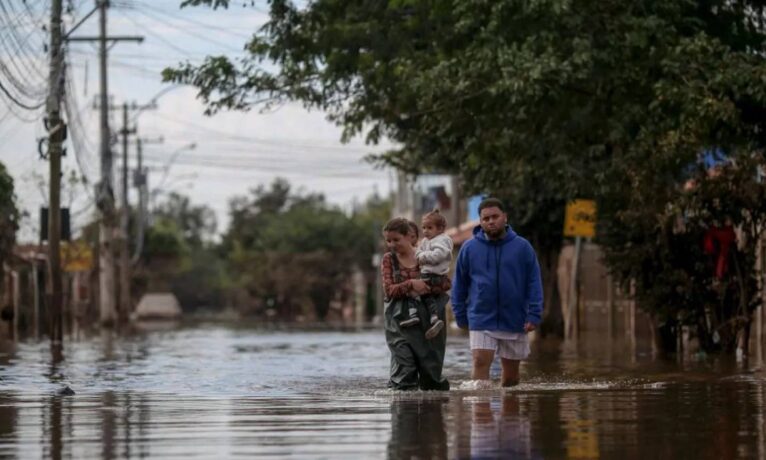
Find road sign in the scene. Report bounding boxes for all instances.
[61,241,93,272]
[564,200,596,238]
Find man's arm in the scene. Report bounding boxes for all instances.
[525,244,544,327]
[451,244,470,328]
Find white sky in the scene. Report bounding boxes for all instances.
[0,0,394,243]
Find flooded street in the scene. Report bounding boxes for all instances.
[1,320,765,459]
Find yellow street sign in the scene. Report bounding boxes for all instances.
[61,241,93,272]
[564,200,596,238]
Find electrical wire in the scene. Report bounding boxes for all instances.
[129,3,249,53]
[0,0,49,111]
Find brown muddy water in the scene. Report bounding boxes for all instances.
[0,320,764,459]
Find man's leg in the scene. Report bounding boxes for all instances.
[472,349,495,380]
[500,358,520,387]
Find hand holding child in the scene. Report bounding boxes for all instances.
[410,279,430,295]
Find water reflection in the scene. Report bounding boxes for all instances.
[388,397,448,459]
[0,323,764,458]
[460,395,535,459]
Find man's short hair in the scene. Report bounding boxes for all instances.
[478,197,506,214]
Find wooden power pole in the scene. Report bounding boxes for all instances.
[119,102,133,319]
[66,1,142,326]
[46,0,65,343]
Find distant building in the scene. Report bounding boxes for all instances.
[391,171,480,230]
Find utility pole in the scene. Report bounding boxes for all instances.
[47,0,65,343]
[132,138,146,265]
[115,102,155,316]
[118,102,134,319]
[66,1,143,326]
[97,0,116,326]
[132,135,162,265]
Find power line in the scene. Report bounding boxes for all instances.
[62,54,97,199]
[138,154,384,178]
[130,0,253,40]
[0,77,45,110]
[148,111,382,155]
[115,8,197,58]
[0,1,49,81]
[136,141,381,174]
[0,0,49,110]
[129,3,249,53]
[138,154,376,174]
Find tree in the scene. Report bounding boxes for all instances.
[139,193,223,308]
[0,162,20,269]
[153,191,217,248]
[223,178,374,320]
[166,0,766,348]
[600,155,766,352]
[144,218,189,262]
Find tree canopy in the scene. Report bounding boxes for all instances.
[153,192,217,248]
[166,0,766,191]
[0,162,19,270]
[166,0,766,347]
[223,178,386,320]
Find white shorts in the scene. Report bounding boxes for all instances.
[469,330,530,360]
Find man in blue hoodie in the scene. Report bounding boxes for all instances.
[451,198,543,386]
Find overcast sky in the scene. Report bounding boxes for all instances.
[0,0,393,242]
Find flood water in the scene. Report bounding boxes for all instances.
[1,319,765,459]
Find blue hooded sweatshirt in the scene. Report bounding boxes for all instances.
[451,225,543,332]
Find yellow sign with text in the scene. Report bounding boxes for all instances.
[61,241,93,272]
[564,200,596,238]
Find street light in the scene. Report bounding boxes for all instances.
[131,141,196,266]
[149,175,198,215]
[155,142,197,191]
[130,84,182,124]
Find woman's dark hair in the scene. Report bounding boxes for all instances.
[383,217,411,236]
[478,197,506,214]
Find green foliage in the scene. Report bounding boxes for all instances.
[223,178,385,320]
[141,193,222,308]
[164,0,766,196]
[153,192,217,248]
[179,0,232,8]
[145,218,189,261]
[349,191,392,266]
[170,248,229,311]
[167,0,766,345]
[0,162,19,270]
[601,155,766,351]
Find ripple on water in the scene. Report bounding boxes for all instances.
[455,379,616,392]
[2,327,766,459]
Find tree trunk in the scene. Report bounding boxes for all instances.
[650,315,678,354]
[540,248,563,337]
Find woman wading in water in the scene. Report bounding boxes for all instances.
[381,218,449,391]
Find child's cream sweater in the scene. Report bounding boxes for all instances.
[416,233,454,275]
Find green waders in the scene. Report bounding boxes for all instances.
[384,253,450,391]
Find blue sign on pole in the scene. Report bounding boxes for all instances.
[467,195,484,221]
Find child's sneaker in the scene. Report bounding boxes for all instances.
[425,319,444,339]
[399,317,420,327]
